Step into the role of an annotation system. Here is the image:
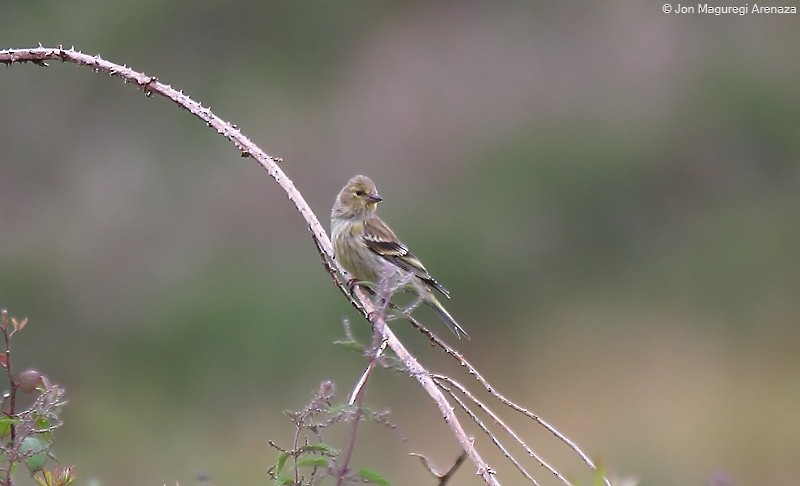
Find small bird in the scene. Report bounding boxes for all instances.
[331,175,469,339]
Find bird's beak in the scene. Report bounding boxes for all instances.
[367,191,383,203]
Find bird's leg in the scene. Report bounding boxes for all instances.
[346,278,360,295]
[346,278,374,298]
[348,279,384,302]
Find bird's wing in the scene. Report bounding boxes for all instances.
[363,216,450,298]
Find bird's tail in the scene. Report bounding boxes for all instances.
[425,298,470,340]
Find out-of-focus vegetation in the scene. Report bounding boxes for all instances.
[0,310,75,486]
[2,3,799,485]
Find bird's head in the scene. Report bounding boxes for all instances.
[333,175,383,219]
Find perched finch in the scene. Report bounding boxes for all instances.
[331,175,469,339]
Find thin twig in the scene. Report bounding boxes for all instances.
[440,451,469,485]
[348,338,388,406]
[436,381,540,485]
[0,311,16,486]
[336,364,370,485]
[292,419,302,485]
[410,451,468,485]
[395,312,610,486]
[340,270,416,482]
[339,269,407,483]
[434,374,571,485]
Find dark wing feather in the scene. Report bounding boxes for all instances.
[363,217,450,298]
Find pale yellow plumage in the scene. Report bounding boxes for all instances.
[331,175,469,339]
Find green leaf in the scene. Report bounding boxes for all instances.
[302,443,338,455]
[296,457,329,468]
[357,468,390,486]
[274,451,289,476]
[0,416,18,437]
[19,436,48,472]
[326,404,349,415]
[273,476,294,486]
[333,339,365,352]
[35,416,51,430]
[593,467,610,486]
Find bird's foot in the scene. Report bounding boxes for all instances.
[346,278,362,296]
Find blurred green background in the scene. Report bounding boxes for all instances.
[2,2,799,485]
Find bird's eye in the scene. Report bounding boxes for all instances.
[355,190,365,196]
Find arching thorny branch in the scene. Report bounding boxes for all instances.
[1,46,613,486]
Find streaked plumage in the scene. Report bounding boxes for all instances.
[331,175,469,339]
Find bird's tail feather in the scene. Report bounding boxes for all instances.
[426,299,470,340]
